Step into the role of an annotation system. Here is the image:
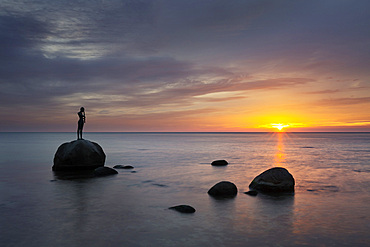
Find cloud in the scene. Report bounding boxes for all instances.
[0,8,314,112]
[0,0,369,131]
[304,89,341,95]
[317,97,370,107]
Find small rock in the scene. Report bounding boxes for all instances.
[169,205,196,214]
[208,181,238,198]
[113,165,134,169]
[211,160,228,166]
[152,183,168,187]
[244,191,258,196]
[94,167,118,177]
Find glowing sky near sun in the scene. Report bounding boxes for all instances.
[0,1,369,132]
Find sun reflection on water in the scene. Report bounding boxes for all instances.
[274,132,286,167]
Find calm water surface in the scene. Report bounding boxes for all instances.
[0,132,369,246]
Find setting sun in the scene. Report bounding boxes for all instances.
[271,123,290,132]
[257,121,309,132]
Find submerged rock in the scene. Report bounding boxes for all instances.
[208,181,238,198]
[169,205,196,214]
[249,167,295,193]
[244,191,258,196]
[94,167,118,177]
[113,165,134,169]
[53,140,105,171]
[211,160,229,166]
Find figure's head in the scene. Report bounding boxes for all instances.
[80,107,85,112]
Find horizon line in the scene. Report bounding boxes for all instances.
[1,131,369,134]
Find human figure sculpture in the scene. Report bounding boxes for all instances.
[77,107,86,140]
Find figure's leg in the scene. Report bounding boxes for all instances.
[80,124,84,140]
[77,121,83,140]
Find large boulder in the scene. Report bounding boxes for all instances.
[249,167,295,193]
[208,181,238,198]
[53,140,106,171]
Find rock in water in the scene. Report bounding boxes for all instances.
[169,205,196,214]
[249,167,295,193]
[94,167,118,177]
[211,160,228,166]
[208,181,238,198]
[53,140,106,171]
[113,165,134,169]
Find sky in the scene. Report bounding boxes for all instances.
[1,0,369,132]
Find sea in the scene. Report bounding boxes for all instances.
[0,132,369,247]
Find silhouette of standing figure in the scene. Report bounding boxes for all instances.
[77,107,86,140]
